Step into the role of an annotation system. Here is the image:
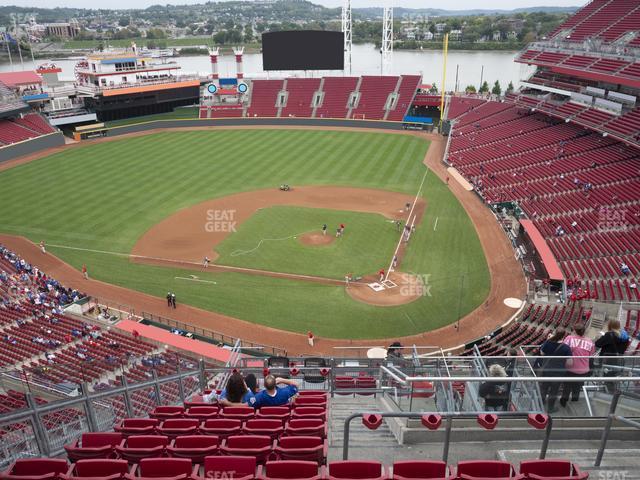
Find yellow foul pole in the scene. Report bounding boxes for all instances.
[439,33,449,126]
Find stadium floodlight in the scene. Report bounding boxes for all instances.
[381,6,393,75]
[342,0,352,74]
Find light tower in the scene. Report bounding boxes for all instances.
[233,46,244,80]
[381,6,393,75]
[208,46,219,81]
[341,0,352,74]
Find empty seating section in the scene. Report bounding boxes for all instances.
[13,114,55,135]
[446,97,486,120]
[315,77,359,119]
[447,99,640,301]
[386,75,421,121]
[281,78,321,118]
[246,80,284,117]
[199,106,243,119]
[350,76,399,120]
[548,0,640,44]
[0,120,41,145]
[0,81,28,116]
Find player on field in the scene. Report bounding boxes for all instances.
[322,224,327,235]
[203,256,210,268]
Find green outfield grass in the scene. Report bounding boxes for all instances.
[0,129,490,338]
[215,206,398,279]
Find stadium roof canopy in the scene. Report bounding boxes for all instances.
[520,219,564,281]
[0,70,42,88]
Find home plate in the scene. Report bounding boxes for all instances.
[368,282,385,292]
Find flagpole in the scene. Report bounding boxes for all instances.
[14,18,24,69]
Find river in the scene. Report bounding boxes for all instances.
[0,43,534,91]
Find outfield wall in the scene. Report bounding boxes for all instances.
[99,118,412,137]
[0,132,65,164]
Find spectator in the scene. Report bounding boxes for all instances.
[560,324,595,406]
[248,375,298,409]
[595,319,630,393]
[535,328,571,413]
[479,364,510,412]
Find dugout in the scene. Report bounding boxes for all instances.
[74,123,108,141]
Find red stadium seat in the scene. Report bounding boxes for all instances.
[258,461,323,480]
[292,397,327,408]
[355,377,376,396]
[220,435,275,464]
[1,459,69,480]
[221,407,255,422]
[328,461,386,480]
[167,436,219,464]
[291,408,326,421]
[456,461,519,480]
[519,460,588,480]
[283,419,327,439]
[200,419,243,439]
[334,378,355,396]
[274,436,327,465]
[393,461,452,480]
[64,433,123,461]
[149,406,185,420]
[157,419,200,439]
[257,407,291,422]
[243,419,284,440]
[62,460,129,480]
[184,407,218,421]
[202,457,256,480]
[115,435,169,464]
[115,419,159,437]
[130,459,198,480]
[296,392,327,398]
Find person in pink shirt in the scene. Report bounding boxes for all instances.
[560,323,595,407]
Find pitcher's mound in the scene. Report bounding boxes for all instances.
[299,232,335,246]
[347,271,423,306]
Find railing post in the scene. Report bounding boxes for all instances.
[151,370,163,405]
[82,382,99,432]
[539,416,553,459]
[595,391,621,466]
[176,356,186,403]
[25,393,51,457]
[120,375,134,418]
[199,359,207,392]
[442,415,453,464]
[342,413,359,460]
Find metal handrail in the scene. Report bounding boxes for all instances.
[595,391,640,466]
[342,411,553,462]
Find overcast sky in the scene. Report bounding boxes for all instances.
[0,0,582,11]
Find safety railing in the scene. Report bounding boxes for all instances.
[344,411,553,461]
[595,390,640,466]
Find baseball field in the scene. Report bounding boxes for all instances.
[0,128,490,339]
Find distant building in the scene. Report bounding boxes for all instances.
[44,21,80,39]
[492,30,502,41]
[449,29,463,41]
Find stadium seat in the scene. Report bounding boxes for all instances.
[200,419,243,439]
[62,459,130,480]
[291,407,326,421]
[149,406,185,420]
[114,435,169,464]
[157,419,200,439]
[129,458,198,480]
[302,358,329,384]
[519,460,588,480]
[0,459,69,480]
[355,377,377,396]
[221,406,255,422]
[328,461,386,480]
[283,419,327,438]
[115,419,159,437]
[293,397,327,408]
[167,435,219,464]
[258,461,324,480]
[456,461,519,480]
[220,435,275,464]
[257,407,291,422]
[243,419,285,439]
[184,407,218,421]
[202,457,256,480]
[392,461,452,480]
[64,433,123,461]
[333,377,355,396]
[274,436,327,464]
[296,392,327,398]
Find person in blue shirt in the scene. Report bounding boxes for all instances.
[248,375,298,409]
[206,372,258,405]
